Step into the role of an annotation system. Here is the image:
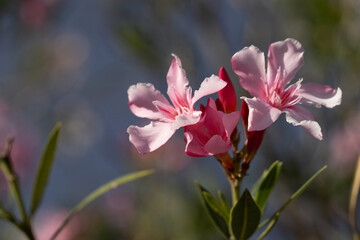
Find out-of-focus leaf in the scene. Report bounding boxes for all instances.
[257,165,327,239]
[30,123,61,216]
[203,192,229,222]
[195,182,230,239]
[252,161,282,211]
[50,169,154,240]
[230,189,261,240]
[218,190,230,214]
[350,155,360,237]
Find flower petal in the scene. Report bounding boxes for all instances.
[204,135,232,155]
[222,111,240,137]
[245,97,282,131]
[184,131,209,157]
[284,105,323,140]
[128,83,170,120]
[191,75,227,107]
[171,111,202,130]
[297,83,342,108]
[267,38,304,88]
[166,54,190,107]
[231,46,267,100]
[127,121,175,154]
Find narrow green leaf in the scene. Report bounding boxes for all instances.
[350,156,360,236]
[30,123,61,216]
[50,169,154,240]
[195,182,230,238]
[257,165,327,239]
[203,192,229,222]
[257,217,278,240]
[218,190,230,213]
[230,189,262,240]
[252,161,282,211]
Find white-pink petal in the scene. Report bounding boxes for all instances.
[297,83,342,108]
[267,38,304,88]
[166,54,190,106]
[171,111,202,130]
[128,83,170,121]
[204,135,232,155]
[245,97,282,131]
[284,105,323,140]
[231,46,267,100]
[191,75,227,107]
[127,121,175,154]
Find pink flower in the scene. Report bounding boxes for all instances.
[231,38,342,140]
[218,67,237,113]
[184,98,240,157]
[127,54,227,154]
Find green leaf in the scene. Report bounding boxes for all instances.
[30,123,61,216]
[50,169,154,240]
[350,156,360,236]
[257,165,327,240]
[195,182,230,238]
[203,192,229,222]
[218,190,230,214]
[230,189,262,240]
[252,161,282,211]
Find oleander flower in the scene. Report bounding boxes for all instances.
[127,54,227,154]
[184,98,240,157]
[231,38,342,140]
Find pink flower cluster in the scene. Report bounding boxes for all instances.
[127,39,342,157]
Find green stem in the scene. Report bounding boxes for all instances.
[230,178,240,207]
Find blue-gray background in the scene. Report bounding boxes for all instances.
[0,0,359,239]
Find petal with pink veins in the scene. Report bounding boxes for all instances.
[127,121,175,154]
[191,75,227,107]
[284,105,323,140]
[231,46,267,100]
[171,111,202,130]
[267,38,304,88]
[204,135,232,155]
[245,97,282,131]
[298,83,342,108]
[128,83,170,121]
[166,54,190,106]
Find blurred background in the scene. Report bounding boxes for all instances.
[0,0,359,239]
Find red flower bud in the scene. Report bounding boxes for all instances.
[241,100,265,161]
[218,67,237,113]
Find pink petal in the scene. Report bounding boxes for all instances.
[231,46,267,100]
[184,131,209,157]
[267,38,304,88]
[245,97,282,131]
[218,67,237,113]
[128,83,170,121]
[297,83,342,108]
[191,75,227,107]
[284,105,323,140]
[127,121,175,154]
[166,54,190,107]
[222,111,240,137]
[171,111,202,130]
[153,101,177,120]
[204,135,232,155]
